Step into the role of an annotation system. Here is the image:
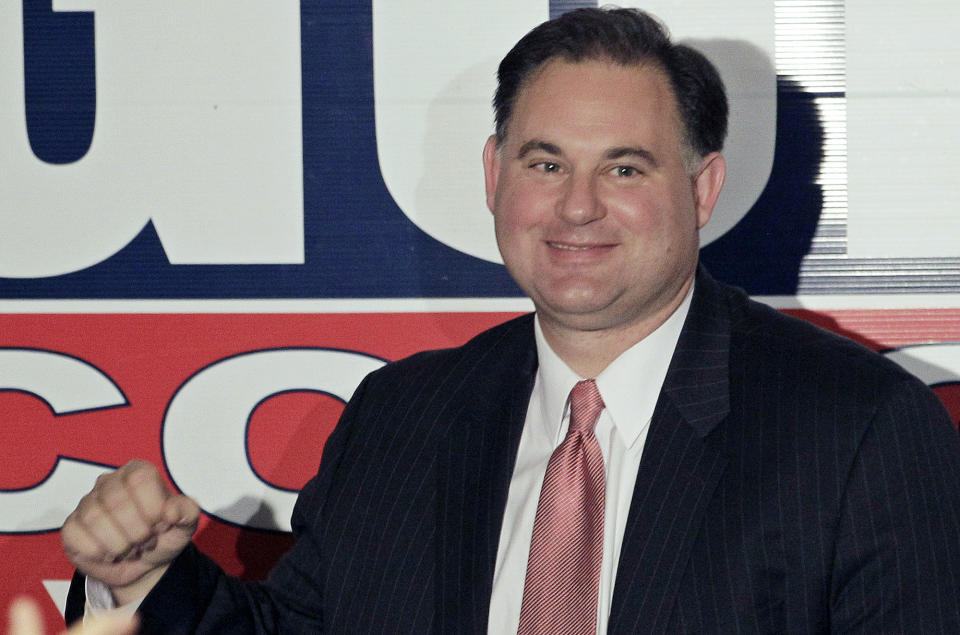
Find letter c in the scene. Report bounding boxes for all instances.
[162,348,386,532]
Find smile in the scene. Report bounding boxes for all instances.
[548,242,596,251]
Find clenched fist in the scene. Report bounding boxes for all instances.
[61,460,200,605]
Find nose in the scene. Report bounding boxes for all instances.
[557,172,605,225]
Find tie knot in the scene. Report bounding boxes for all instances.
[569,379,604,435]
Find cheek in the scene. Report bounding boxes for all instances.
[614,188,698,239]
[492,202,527,263]
[494,186,544,237]
[609,196,668,238]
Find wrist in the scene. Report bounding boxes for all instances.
[109,563,170,607]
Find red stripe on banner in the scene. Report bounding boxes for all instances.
[0,312,522,628]
[783,309,960,348]
[2,308,960,628]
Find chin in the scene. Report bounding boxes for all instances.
[537,296,619,327]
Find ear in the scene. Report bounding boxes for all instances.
[482,135,500,213]
[691,152,726,229]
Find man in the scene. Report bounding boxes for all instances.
[61,7,960,633]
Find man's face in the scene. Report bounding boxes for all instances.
[483,58,725,338]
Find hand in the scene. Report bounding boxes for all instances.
[7,597,137,635]
[61,460,200,605]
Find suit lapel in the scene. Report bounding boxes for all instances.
[608,269,733,634]
[436,315,538,634]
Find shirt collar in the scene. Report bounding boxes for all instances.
[533,283,694,449]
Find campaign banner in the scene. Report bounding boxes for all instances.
[2,1,959,629]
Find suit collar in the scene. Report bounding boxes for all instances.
[608,266,732,633]
[660,266,732,437]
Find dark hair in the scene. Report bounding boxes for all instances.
[493,7,728,158]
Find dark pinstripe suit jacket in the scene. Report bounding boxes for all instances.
[67,269,960,633]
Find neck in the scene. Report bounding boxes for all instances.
[539,277,693,378]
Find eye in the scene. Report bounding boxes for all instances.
[612,165,640,177]
[532,161,561,174]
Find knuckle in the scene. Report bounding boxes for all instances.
[76,504,106,528]
[59,523,79,547]
[125,462,165,495]
[126,459,155,478]
[71,495,98,523]
[98,486,128,512]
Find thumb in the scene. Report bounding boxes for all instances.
[8,597,42,635]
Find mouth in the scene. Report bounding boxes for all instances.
[549,242,592,251]
[546,241,609,252]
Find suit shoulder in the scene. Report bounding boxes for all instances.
[724,284,912,384]
[717,283,951,429]
[365,313,535,381]
[714,281,954,456]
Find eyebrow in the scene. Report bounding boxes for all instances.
[514,140,659,167]
[604,146,658,167]
[516,139,562,159]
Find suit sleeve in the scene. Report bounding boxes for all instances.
[830,375,960,632]
[65,374,374,634]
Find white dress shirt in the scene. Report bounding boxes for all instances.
[487,288,692,634]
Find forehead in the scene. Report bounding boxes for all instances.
[506,58,685,151]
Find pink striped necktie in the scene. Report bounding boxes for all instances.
[517,379,606,635]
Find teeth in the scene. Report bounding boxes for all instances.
[549,242,592,251]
